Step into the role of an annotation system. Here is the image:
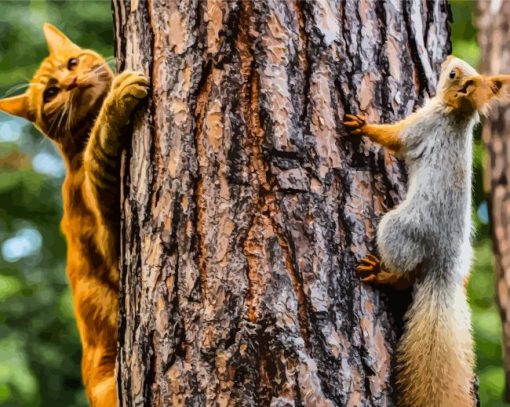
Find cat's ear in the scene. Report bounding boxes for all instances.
[43,23,76,55]
[0,94,34,122]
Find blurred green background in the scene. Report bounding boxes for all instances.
[0,1,112,406]
[449,1,507,406]
[0,1,504,406]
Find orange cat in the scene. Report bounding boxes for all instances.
[0,24,148,406]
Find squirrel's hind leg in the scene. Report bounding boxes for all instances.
[356,254,414,290]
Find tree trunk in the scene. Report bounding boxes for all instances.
[112,1,450,405]
[477,1,510,401]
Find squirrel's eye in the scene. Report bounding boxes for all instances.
[449,70,456,79]
[67,58,78,71]
[43,86,60,103]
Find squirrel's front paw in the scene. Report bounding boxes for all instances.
[106,71,149,124]
[356,254,382,280]
[343,114,367,135]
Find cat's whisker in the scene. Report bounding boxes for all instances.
[61,98,72,134]
[81,71,105,83]
[92,62,111,73]
[3,83,30,96]
[105,57,116,70]
[47,111,61,136]
[3,82,44,97]
[51,96,70,137]
[101,56,115,65]
[49,108,65,136]
[19,75,33,83]
[81,60,115,81]
[66,94,75,134]
[19,76,46,88]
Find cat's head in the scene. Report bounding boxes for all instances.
[0,23,113,143]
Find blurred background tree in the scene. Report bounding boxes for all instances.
[0,0,504,406]
[449,1,507,406]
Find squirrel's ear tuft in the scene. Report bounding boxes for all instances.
[43,23,76,55]
[0,94,34,122]
[480,75,510,114]
[489,75,510,99]
[466,75,510,115]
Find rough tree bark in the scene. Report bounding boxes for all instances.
[477,1,510,401]
[112,1,450,405]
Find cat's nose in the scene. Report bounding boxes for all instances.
[66,77,78,91]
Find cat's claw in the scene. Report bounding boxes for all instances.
[106,71,149,124]
[114,71,149,99]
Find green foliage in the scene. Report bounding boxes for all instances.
[450,0,480,66]
[0,1,112,406]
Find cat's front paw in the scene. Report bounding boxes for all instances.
[106,71,149,124]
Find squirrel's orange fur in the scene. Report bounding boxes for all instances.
[0,24,148,406]
[343,115,406,153]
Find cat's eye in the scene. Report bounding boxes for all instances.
[449,70,456,80]
[43,86,60,103]
[67,58,79,71]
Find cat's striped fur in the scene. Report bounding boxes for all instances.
[0,24,148,406]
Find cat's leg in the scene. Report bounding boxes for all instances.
[82,344,117,407]
[83,71,148,265]
[81,71,148,406]
[73,275,118,407]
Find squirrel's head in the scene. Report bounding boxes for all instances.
[438,55,510,115]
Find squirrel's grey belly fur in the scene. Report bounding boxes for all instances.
[378,99,477,407]
[377,100,475,284]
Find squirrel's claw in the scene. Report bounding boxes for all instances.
[343,114,367,134]
[356,254,381,276]
[361,273,380,283]
[356,254,412,289]
[344,114,366,123]
[362,270,403,285]
[364,254,379,264]
[344,113,365,123]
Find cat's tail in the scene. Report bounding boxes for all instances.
[396,273,475,407]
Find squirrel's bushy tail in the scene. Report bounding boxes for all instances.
[397,275,475,407]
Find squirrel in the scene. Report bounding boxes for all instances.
[344,56,510,407]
